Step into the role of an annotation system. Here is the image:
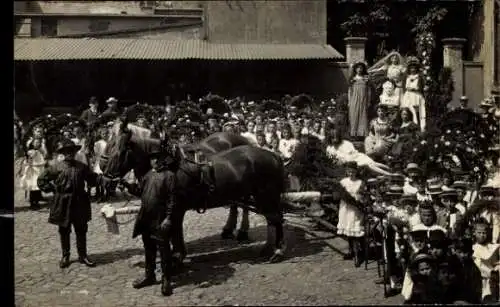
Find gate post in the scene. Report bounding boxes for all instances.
[344,37,368,65]
[442,38,467,107]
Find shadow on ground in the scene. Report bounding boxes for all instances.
[90,248,144,266]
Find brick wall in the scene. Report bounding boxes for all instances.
[206,0,326,44]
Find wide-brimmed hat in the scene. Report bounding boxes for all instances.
[366,178,379,186]
[451,180,469,190]
[388,173,406,186]
[405,163,423,175]
[427,178,443,195]
[55,139,81,154]
[352,61,368,72]
[406,56,421,68]
[480,98,494,108]
[400,194,418,205]
[439,189,459,199]
[106,97,118,104]
[385,185,404,196]
[479,185,499,196]
[410,253,434,268]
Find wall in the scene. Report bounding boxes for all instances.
[99,25,202,39]
[206,0,326,44]
[28,16,200,38]
[469,0,495,97]
[463,61,484,111]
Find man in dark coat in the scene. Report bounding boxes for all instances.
[79,96,100,126]
[37,139,97,268]
[121,150,176,296]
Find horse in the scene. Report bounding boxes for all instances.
[194,132,254,241]
[102,132,287,294]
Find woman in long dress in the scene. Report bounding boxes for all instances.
[364,104,396,161]
[401,57,426,132]
[325,124,393,176]
[368,51,407,105]
[348,62,372,138]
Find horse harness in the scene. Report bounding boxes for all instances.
[178,157,216,214]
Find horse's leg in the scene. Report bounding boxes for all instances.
[268,211,286,263]
[236,208,251,242]
[221,205,238,239]
[171,210,187,272]
[159,237,173,296]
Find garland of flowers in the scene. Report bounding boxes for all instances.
[416,31,435,98]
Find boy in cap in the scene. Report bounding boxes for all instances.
[37,139,98,268]
[120,149,177,296]
[403,163,423,195]
[436,189,463,235]
[405,253,440,304]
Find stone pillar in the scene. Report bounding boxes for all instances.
[344,37,367,64]
[442,38,467,107]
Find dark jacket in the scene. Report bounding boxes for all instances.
[37,159,97,227]
[79,108,99,125]
[127,166,176,240]
[456,259,483,303]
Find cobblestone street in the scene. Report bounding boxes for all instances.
[15,183,403,306]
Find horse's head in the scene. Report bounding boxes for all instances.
[101,131,135,180]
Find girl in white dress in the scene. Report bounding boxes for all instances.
[325,125,394,176]
[278,123,299,164]
[19,138,46,209]
[337,161,366,267]
[401,58,426,132]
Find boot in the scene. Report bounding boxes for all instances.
[354,238,364,268]
[76,234,95,267]
[59,233,71,268]
[161,276,173,296]
[133,249,157,289]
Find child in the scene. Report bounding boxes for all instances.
[337,161,366,267]
[405,252,440,304]
[451,180,468,213]
[412,202,448,234]
[472,218,500,303]
[402,163,423,195]
[450,237,482,303]
[436,189,463,236]
[19,138,47,210]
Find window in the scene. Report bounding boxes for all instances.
[40,18,57,37]
[88,20,110,32]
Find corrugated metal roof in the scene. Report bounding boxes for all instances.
[14,38,344,61]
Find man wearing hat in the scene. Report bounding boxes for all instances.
[102,97,119,117]
[120,149,177,296]
[403,163,423,195]
[79,96,100,126]
[37,139,98,268]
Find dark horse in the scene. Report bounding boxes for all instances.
[101,130,287,287]
[100,128,254,239]
[194,132,253,241]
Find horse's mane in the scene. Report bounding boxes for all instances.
[129,134,161,156]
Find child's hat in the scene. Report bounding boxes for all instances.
[410,252,434,268]
[385,185,404,196]
[426,178,443,195]
[479,184,499,196]
[428,229,448,247]
[410,230,428,243]
[439,189,459,199]
[366,177,379,186]
[387,173,406,185]
[404,163,423,174]
[451,180,469,190]
[400,194,418,205]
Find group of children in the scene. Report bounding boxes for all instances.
[334,159,499,304]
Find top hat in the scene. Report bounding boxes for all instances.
[55,139,81,154]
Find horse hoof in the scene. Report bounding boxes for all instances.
[269,249,284,263]
[236,231,250,242]
[221,230,235,240]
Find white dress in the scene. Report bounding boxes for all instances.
[93,139,107,174]
[19,149,45,192]
[336,177,364,237]
[401,74,426,131]
[326,140,374,167]
[472,243,500,299]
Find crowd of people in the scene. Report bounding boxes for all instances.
[13,57,500,303]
